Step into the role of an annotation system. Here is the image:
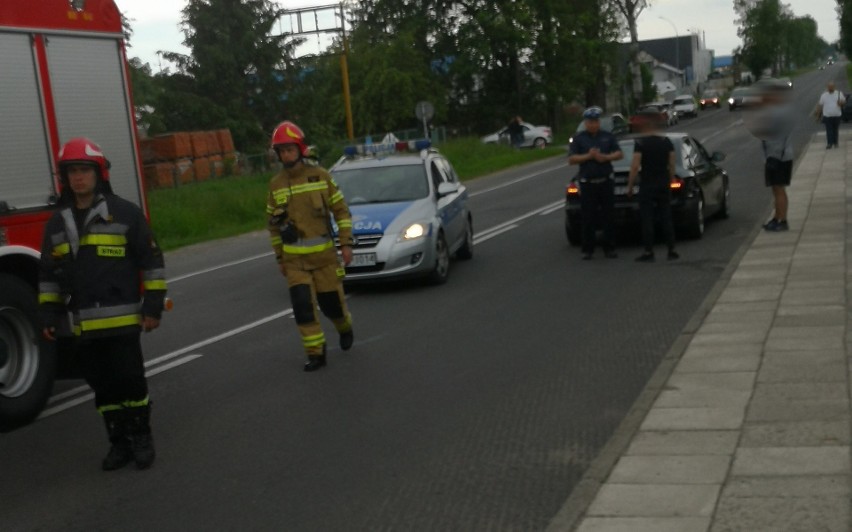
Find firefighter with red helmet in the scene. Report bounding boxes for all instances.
[267,121,355,371]
[38,138,167,471]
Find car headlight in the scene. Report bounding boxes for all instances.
[728,98,734,104]
[401,222,428,241]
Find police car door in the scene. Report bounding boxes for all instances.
[430,158,465,249]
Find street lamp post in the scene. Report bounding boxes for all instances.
[659,16,680,89]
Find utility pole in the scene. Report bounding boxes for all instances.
[279,3,354,140]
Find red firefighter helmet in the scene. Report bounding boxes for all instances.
[58,137,111,181]
[271,121,309,157]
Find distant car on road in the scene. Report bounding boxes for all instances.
[570,113,629,143]
[564,133,730,245]
[647,101,679,125]
[672,95,698,117]
[728,87,761,111]
[629,104,669,132]
[329,139,473,284]
[481,121,553,149]
[699,90,721,109]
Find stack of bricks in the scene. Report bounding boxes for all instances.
[140,129,238,189]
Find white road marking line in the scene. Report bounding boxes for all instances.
[167,252,272,283]
[44,198,567,414]
[39,355,203,418]
[699,119,743,144]
[45,311,294,408]
[473,225,518,244]
[539,203,564,216]
[470,163,568,196]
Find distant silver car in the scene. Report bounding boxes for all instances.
[481,121,553,148]
[329,140,473,284]
[647,101,678,125]
[672,95,698,118]
[728,87,762,111]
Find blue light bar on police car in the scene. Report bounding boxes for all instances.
[343,139,431,158]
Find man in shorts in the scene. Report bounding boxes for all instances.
[748,79,795,232]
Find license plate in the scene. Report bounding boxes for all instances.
[614,185,637,195]
[350,253,377,267]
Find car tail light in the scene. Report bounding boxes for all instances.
[567,183,579,196]
[670,177,684,190]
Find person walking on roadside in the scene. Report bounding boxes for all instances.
[39,138,167,471]
[267,121,355,372]
[748,79,796,232]
[818,81,846,149]
[569,106,624,260]
[626,111,679,262]
[507,116,525,149]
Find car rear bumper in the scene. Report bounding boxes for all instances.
[565,196,698,229]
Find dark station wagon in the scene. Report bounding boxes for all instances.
[565,133,730,245]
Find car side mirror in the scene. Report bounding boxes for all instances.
[437,182,459,197]
[711,151,726,163]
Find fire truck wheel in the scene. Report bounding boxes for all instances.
[0,274,57,432]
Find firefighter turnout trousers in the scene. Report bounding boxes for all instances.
[77,332,149,414]
[285,262,352,356]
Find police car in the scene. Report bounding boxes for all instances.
[329,139,473,284]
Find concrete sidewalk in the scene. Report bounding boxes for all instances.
[558,129,852,532]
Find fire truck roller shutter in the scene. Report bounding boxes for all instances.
[0,32,55,211]
[45,35,144,209]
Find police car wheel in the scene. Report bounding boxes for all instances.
[456,218,474,260]
[0,274,57,432]
[533,138,547,149]
[427,233,450,285]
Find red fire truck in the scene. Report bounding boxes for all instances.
[0,0,147,429]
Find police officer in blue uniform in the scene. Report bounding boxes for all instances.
[568,106,624,260]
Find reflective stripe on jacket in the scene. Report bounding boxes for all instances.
[266,163,353,268]
[38,194,167,338]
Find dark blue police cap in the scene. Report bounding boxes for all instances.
[583,106,603,119]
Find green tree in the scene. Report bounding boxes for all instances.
[735,0,786,76]
[839,0,852,58]
[611,0,648,109]
[161,0,299,152]
[780,16,825,69]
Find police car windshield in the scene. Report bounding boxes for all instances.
[333,165,430,204]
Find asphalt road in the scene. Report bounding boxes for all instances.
[1,65,846,531]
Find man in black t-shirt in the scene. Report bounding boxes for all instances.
[626,111,679,262]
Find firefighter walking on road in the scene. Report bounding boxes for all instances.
[267,121,355,371]
[38,138,167,471]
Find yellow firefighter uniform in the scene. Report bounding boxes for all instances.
[266,162,354,364]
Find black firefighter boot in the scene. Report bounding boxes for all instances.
[304,345,327,372]
[126,404,156,470]
[102,410,133,471]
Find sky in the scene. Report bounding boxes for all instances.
[115,0,842,71]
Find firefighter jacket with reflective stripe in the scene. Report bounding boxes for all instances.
[38,194,167,338]
[266,163,353,269]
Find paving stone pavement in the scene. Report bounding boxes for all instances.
[554,130,852,532]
